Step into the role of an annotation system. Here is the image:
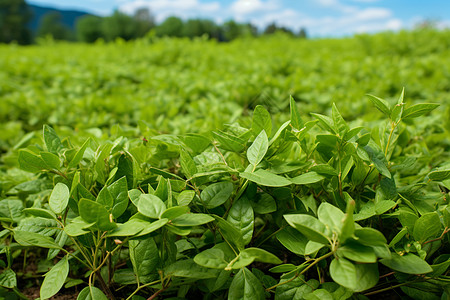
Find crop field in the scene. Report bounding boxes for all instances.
[0,29,449,299]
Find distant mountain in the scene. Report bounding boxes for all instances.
[27,4,95,33]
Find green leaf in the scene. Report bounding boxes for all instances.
[269,264,296,273]
[18,149,48,172]
[310,164,339,176]
[200,181,233,209]
[240,169,292,187]
[340,195,355,243]
[228,267,265,300]
[353,263,379,292]
[0,269,17,288]
[338,242,377,263]
[232,248,282,269]
[180,149,198,179]
[216,216,245,250]
[77,286,108,300]
[40,256,69,299]
[14,230,61,249]
[0,199,23,222]
[171,213,214,227]
[137,194,166,219]
[413,212,441,243]
[428,168,450,181]
[364,145,391,178]
[247,130,268,166]
[96,185,114,210]
[290,172,325,185]
[68,138,90,168]
[389,227,408,247]
[290,96,304,130]
[212,130,246,152]
[332,103,349,136]
[78,198,116,231]
[380,253,433,274]
[40,151,61,170]
[177,190,196,206]
[64,217,91,236]
[160,206,190,220]
[316,134,339,148]
[48,230,68,260]
[367,94,390,116]
[329,258,356,290]
[227,197,254,245]
[252,193,277,214]
[106,219,146,237]
[354,228,387,246]
[317,202,345,234]
[108,176,129,218]
[252,105,272,137]
[194,242,235,269]
[402,103,439,120]
[43,125,63,154]
[49,182,70,215]
[129,237,159,283]
[134,218,168,236]
[284,214,330,244]
[275,276,319,300]
[276,227,308,256]
[165,259,218,278]
[311,113,336,134]
[23,208,57,220]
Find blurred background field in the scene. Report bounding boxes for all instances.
[1,29,450,152]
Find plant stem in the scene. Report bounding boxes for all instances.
[364,281,413,296]
[266,252,334,291]
[423,227,449,245]
[148,286,167,300]
[126,280,162,300]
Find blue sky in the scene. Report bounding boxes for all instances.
[28,0,450,36]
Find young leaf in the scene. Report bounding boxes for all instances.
[428,168,450,181]
[137,194,166,219]
[200,181,233,209]
[252,105,272,136]
[402,103,439,120]
[14,231,61,249]
[227,197,254,245]
[290,96,304,130]
[332,103,349,136]
[43,125,63,154]
[317,202,345,234]
[78,198,116,231]
[367,94,390,116]
[380,253,433,274]
[329,258,356,290]
[129,237,159,283]
[276,227,308,255]
[108,176,129,218]
[40,256,69,299]
[232,248,282,269]
[18,149,48,173]
[49,182,70,215]
[247,130,268,166]
[240,169,292,187]
[338,242,377,263]
[68,138,90,168]
[0,269,17,288]
[284,214,330,244]
[180,149,198,179]
[40,151,61,170]
[194,242,236,269]
[311,113,336,134]
[171,213,214,227]
[228,267,265,300]
[353,263,379,292]
[77,286,108,300]
[413,212,441,243]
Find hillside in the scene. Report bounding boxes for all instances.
[27,4,93,33]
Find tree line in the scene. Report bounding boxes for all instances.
[0,0,307,44]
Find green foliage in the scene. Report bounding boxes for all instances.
[37,12,73,40]
[0,31,449,299]
[76,15,104,43]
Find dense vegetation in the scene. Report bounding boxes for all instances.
[0,29,449,299]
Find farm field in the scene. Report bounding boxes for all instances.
[0,29,449,299]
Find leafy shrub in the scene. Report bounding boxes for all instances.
[0,91,448,299]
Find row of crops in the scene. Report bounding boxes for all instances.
[0,29,449,299]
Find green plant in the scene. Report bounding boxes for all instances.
[0,91,449,299]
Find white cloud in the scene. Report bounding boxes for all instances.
[230,0,278,16]
[349,0,382,3]
[119,0,221,22]
[315,0,357,13]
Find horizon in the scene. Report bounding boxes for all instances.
[27,0,450,37]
